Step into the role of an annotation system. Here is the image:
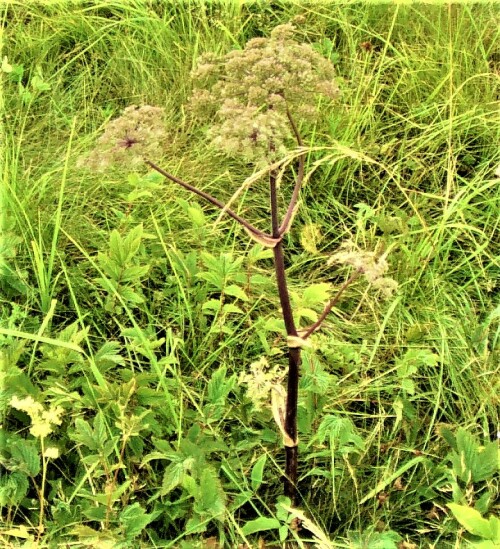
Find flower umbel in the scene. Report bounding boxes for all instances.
[77,105,167,171]
[329,241,399,297]
[189,24,340,163]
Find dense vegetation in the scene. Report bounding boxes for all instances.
[1,2,499,547]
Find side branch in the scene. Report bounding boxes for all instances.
[279,109,305,236]
[146,160,280,246]
[302,271,360,339]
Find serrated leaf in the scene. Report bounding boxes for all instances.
[314,415,365,452]
[120,503,154,540]
[10,441,40,476]
[300,223,323,255]
[121,265,150,283]
[401,378,415,395]
[194,466,226,519]
[187,206,206,227]
[202,299,222,314]
[473,441,500,483]
[448,504,493,539]
[222,303,244,315]
[161,462,185,495]
[207,366,235,406]
[241,517,281,535]
[120,287,144,304]
[247,244,274,263]
[185,513,209,534]
[224,284,248,301]
[126,189,153,202]
[71,418,99,451]
[0,471,29,506]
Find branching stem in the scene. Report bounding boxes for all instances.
[146,160,279,245]
[279,109,305,236]
[302,271,360,339]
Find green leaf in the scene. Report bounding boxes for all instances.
[187,206,206,227]
[401,378,415,395]
[120,287,144,305]
[120,503,154,540]
[247,244,274,264]
[447,504,493,539]
[314,415,365,452]
[222,303,244,315]
[161,462,185,495]
[70,414,108,451]
[93,342,125,371]
[473,441,500,483]
[251,454,267,491]
[241,517,281,536]
[194,466,226,519]
[0,471,29,506]
[224,284,248,301]
[202,299,222,314]
[207,366,236,407]
[302,283,331,306]
[489,516,500,543]
[450,429,499,484]
[10,440,40,476]
[468,541,498,549]
[120,265,150,283]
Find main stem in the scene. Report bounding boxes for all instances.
[270,168,301,505]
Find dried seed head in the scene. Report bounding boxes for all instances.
[189,24,340,163]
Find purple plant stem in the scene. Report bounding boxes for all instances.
[270,167,300,505]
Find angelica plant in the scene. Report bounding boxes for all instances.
[81,23,397,506]
[146,24,344,505]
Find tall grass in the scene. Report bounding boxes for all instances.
[1,2,498,547]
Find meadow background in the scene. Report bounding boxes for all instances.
[0,2,499,547]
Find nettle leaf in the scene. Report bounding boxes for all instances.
[119,503,154,540]
[247,244,274,264]
[396,348,439,378]
[401,378,415,395]
[187,206,206,227]
[447,504,493,539]
[472,440,500,483]
[120,287,144,305]
[194,466,226,519]
[222,303,244,315]
[295,307,319,323]
[161,462,185,495]
[202,299,222,314]
[120,265,150,283]
[197,271,224,291]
